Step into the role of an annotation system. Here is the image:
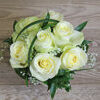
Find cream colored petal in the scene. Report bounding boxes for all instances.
[10,58,27,68]
[69,30,84,46]
[30,65,49,81]
[49,57,61,79]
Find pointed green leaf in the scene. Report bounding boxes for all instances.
[75,21,88,31]
[45,12,50,19]
[13,20,17,32]
[80,40,92,53]
[58,69,66,76]
[82,40,92,45]
[42,22,58,30]
[65,84,71,92]
[50,83,57,99]
[84,45,88,53]
[28,35,37,67]
[3,37,13,45]
[14,67,30,79]
[42,12,50,29]
[25,76,29,87]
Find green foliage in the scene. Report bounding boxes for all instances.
[3,37,13,45]
[13,20,17,32]
[56,52,62,57]
[45,68,93,99]
[27,35,37,67]
[14,67,30,86]
[75,21,88,31]
[42,22,58,30]
[42,12,59,31]
[42,12,50,29]
[75,21,92,53]
[25,75,29,87]
[14,67,30,79]
[82,40,92,45]
[79,40,92,53]
[45,69,75,99]
[50,83,57,99]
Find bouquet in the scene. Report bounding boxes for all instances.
[4,11,94,99]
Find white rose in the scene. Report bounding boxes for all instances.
[10,41,28,68]
[30,53,61,81]
[34,28,56,53]
[61,47,88,70]
[54,21,84,48]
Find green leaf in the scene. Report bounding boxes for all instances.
[42,12,50,29]
[82,40,92,45]
[42,22,58,30]
[57,69,66,76]
[80,40,92,53]
[86,46,88,52]
[3,37,13,45]
[14,67,31,86]
[13,20,17,32]
[45,69,75,99]
[28,35,37,67]
[14,68,29,79]
[15,19,59,41]
[50,83,57,99]
[46,12,50,19]
[75,21,88,31]
[65,84,71,92]
[25,76,29,87]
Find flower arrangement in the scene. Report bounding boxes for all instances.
[4,11,94,99]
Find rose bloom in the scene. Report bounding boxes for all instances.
[61,47,88,70]
[54,21,84,48]
[34,28,56,53]
[10,41,28,68]
[30,53,61,81]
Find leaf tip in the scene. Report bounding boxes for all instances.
[50,83,57,99]
[84,21,88,25]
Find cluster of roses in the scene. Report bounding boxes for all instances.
[10,11,87,82]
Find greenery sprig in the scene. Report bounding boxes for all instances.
[42,12,50,29]
[3,37,13,45]
[75,21,92,53]
[45,69,75,99]
[79,40,92,53]
[75,21,88,31]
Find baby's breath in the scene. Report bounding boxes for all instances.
[29,76,40,85]
[0,42,9,63]
[87,52,97,67]
[48,48,62,56]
